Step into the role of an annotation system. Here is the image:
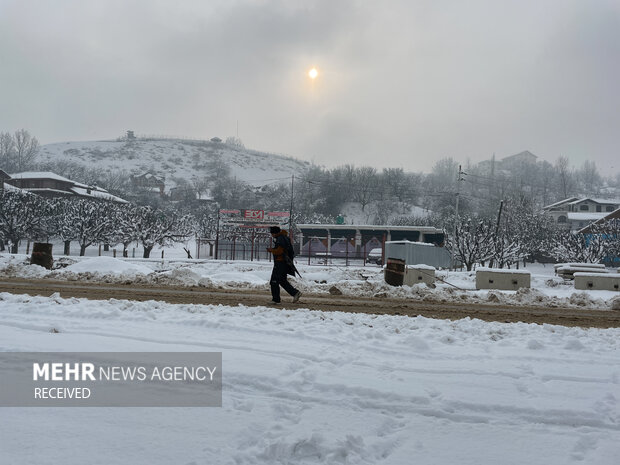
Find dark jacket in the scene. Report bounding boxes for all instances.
[268,230,300,277]
[267,230,291,262]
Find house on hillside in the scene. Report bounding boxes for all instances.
[477,150,539,175]
[499,150,537,169]
[130,172,165,196]
[6,172,127,202]
[543,197,620,231]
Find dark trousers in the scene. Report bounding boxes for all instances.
[270,261,298,302]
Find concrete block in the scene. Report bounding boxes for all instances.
[403,265,436,286]
[574,273,620,291]
[476,268,531,290]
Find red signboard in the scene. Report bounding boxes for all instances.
[266,211,290,218]
[220,209,289,226]
[244,210,265,220]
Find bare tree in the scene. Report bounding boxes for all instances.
[578,160,602,196]
[0,132,16,171]
[352,166,377,211]
[13,129,39,172]
[555,156,574,199]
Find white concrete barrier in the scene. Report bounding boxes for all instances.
[475,268,531,290]
[574,272,620,291]
[403,265,436,286]
[385,262,436,287]
[554,262,606,271]
[554,263,608,280]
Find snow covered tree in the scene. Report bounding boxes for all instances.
[58,199,112,256]
[576,219,620,264]
[193,204,218,239]
[487,198,555,268]
[0,190,44,253]
[109,203,141,257]
[133,206,194,258]
[550,230,607,263]
[445,216,495,271]
[225,136,244,149]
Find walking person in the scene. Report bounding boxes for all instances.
[266,226,301,304]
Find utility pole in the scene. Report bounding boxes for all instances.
[452,165,465,270]
[289,175,294,232]
[489,199,504,268]
[453,164,465,236]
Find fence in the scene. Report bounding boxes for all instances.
[298,235,384,266]
[197,237,273,262]
[197,234,384,266]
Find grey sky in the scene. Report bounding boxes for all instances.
[1,0,619,174]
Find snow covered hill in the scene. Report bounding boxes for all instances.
[38,138,311,191]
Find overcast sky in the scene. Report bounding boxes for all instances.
[1,0,619,174]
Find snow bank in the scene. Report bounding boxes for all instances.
[61,256,153,275]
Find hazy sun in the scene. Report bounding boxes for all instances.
[308,68,318,79]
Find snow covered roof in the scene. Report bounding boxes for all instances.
[9,171,74,183]
[297,224,443,233]
[386,240,437,247]
[71,186,128,203]
[21,187,74,196]
[500,150,537,163]
[567,197,620,206]
[588,198,620,205]
[131,172,165,182]
[542,197,580,210]
[566,212,607,221]
[9,171,127,202]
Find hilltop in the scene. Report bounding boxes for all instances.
[38,137,311,191]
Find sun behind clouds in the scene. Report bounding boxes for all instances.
[308,68,318,79]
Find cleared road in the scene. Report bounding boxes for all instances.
[0,278,619,328]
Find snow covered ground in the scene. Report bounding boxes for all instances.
[1,252,619,464]
[1,291,619,464]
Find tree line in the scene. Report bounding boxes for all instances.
[0,190,213,258]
